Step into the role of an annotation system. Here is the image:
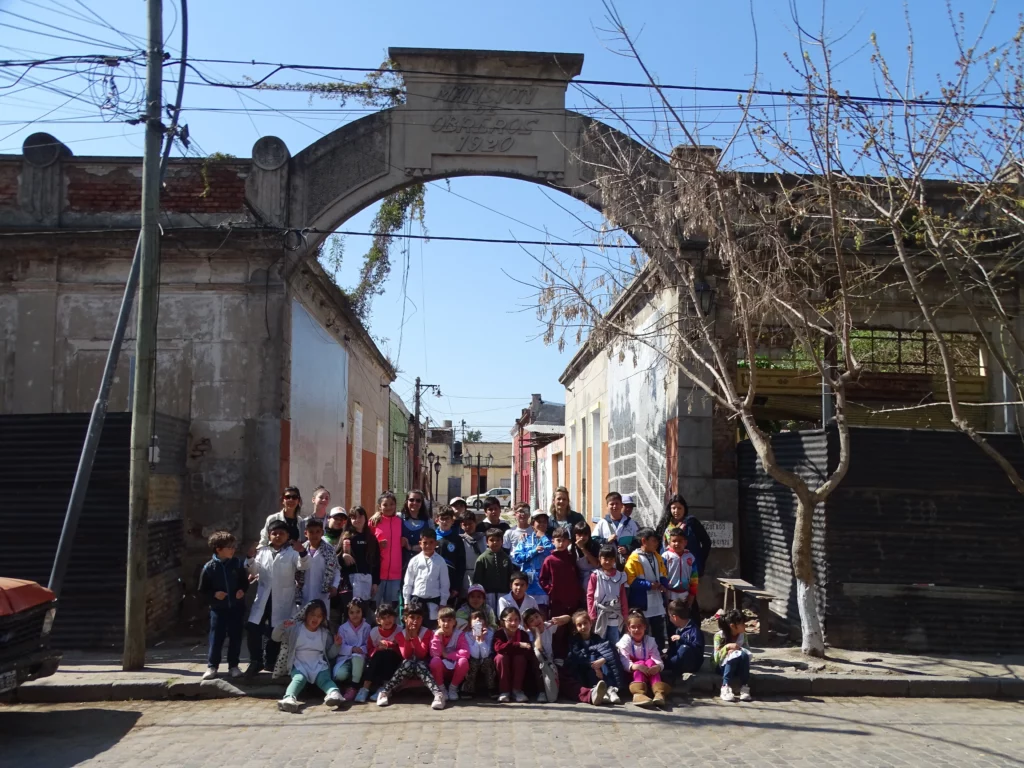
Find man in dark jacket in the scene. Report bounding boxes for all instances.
[198,531,250,680]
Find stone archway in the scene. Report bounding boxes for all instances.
[243,47,668,252]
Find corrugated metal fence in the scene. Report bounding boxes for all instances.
[739,426,1024,653]
[0,413,188,649]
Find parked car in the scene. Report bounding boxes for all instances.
[0,578,61,696]
[466,487,513,509]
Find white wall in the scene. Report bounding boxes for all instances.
[289,300,348,501]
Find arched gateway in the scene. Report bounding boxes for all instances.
[245,48,664,250]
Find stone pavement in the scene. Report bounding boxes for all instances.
[2,697,1024,767]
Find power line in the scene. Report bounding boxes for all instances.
[178,56,1024,113]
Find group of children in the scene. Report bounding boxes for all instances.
[199,484,753,713]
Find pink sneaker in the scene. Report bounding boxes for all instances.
[343,687,357,701]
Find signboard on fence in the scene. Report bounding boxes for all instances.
[705,521,734,549]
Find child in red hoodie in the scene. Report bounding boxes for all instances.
[375,600,447,710]
[539,527,585,658]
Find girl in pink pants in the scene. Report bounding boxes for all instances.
[616,610,669,709]
[430,607,470,701]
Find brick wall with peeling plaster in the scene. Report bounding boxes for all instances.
[0,136,394,631]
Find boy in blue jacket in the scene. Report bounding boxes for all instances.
[664,598,705,679]
[198,531,249,680]
[564,610,625,705]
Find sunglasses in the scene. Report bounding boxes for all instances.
[283,494,299,500]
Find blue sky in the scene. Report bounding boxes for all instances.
[1,0,1017,440]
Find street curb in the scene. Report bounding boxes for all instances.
[14,677,247,704]
[14,672,1024,704]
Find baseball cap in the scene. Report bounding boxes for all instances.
[450,497,467,506]
[329,506,348,519]
[621,494,635,506]
[530,508,549,519]
[467,584,486,597]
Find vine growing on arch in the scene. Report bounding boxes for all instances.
[258,60,426,320]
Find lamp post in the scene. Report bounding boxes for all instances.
[426,451,435,502]
[465,451,494,505]
[433,460,442,505]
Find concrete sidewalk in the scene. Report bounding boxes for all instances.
[9,637,1024,704]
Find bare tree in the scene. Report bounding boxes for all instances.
[533,3,891,656]
[757,2,1024,492]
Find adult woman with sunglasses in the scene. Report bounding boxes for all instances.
[400,490,434,568]
[259,486,306,548]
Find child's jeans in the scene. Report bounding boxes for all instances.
[577,654,625,692]
[648,614,667,650]
[630,658,662,684]
[721,652,751,689]
[602,625,621,646]
[208,604,244,668]
[332,655,365,685]
[462,657,496,695]
[377,579,401,607]
[380,659,443,697]
[285,668,338,699]
[429,657,469,688]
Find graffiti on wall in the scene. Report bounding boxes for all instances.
[607,304,671,528]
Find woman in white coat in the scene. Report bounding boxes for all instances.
[245,520,309,676]
[259,486,305,546]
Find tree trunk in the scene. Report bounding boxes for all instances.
[792,492,825,657]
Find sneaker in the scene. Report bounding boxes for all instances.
[607,686,623,705]
[369,689,380,702]
[739,685,753,702]
[229,666,243,679]
[591,680,609,705]
[354,687,370,704]
[376,691,390,707]
[513,690,528,703]
[244,663,261,678]
[431,692,447,710]
[720,685,736,702]
[498,692,511,703]
[201,666,217,681]
[447,684,460,702]
[342,687,357,701]
[324,689,344,708]
[536,692,547,703]
[277,695,300,713]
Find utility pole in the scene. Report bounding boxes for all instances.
[411,377,441,491]
[413,376,421,491]
[123,0,163,671]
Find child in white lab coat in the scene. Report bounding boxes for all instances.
[246,520,309,677]
[332,599,371,701]
[273,599,343,713]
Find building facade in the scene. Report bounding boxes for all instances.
[0,137,395,610]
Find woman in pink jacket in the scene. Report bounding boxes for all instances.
[370,491,404,607]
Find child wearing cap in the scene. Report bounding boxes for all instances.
[510,509,555,615]
[456,584,498,629]
[323,507,348,549]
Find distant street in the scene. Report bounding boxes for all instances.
[2,697,1023,767]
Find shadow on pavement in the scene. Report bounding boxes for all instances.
[0,708,142,768]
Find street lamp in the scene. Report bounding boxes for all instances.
[425,451,436,505]
[466,451,495,503]
[433,460,442,504]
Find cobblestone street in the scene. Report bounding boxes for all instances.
[2,696,1023,767]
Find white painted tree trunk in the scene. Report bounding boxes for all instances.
[793,493,825,657]
[796,578,825,656]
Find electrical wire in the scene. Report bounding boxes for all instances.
[179,56,1024,113]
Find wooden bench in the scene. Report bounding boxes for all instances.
[718,578,778,646]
